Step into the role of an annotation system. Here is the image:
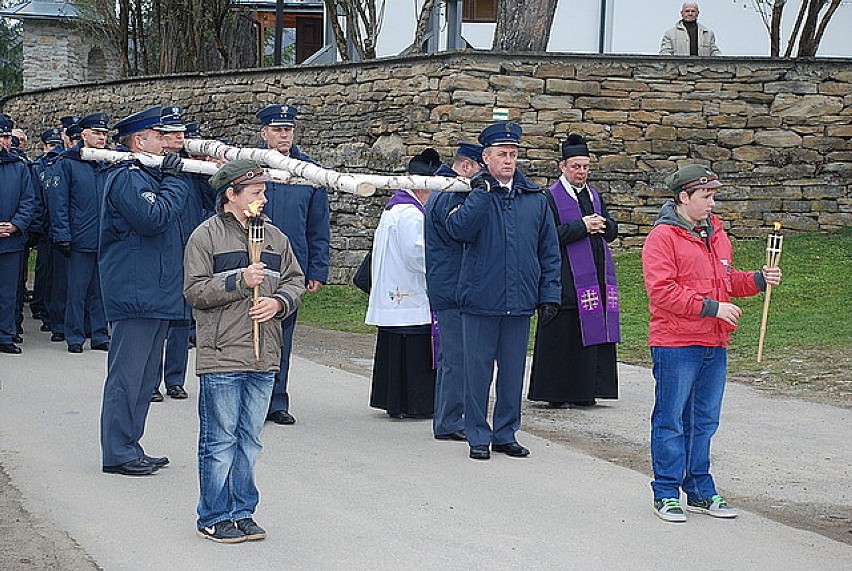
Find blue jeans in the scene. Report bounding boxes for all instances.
[650,346,728,502]
[197,372,274,528]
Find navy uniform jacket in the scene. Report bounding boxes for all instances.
[28,147,63,236]
[46,142,102,252]
[444,169,561,316]
[98,160,189,321]
[424,163,466,311]
[262,144,330,283]
[171,171,214,320]
[0,149,38,254]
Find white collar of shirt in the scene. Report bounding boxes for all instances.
[559,175,588,203]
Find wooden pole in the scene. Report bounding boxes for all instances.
[757,222,783,363]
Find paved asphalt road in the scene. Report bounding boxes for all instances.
[0,324,850,570]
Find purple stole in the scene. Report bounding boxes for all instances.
[548,180,621,346]
[385,190,439,368]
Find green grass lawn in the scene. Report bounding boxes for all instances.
[300,228,852,377]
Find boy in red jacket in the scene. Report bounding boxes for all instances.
[642,164,782,523]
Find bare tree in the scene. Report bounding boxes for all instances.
[736,0,846,57]
[410,0,437,54]
[323,0,385,61]
[492,0,559,52]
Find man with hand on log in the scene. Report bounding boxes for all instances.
[255,104,330,426]
[425,141,484,442]
[444,121,561,461]
[642,164,781,523]
[98,105,190,476]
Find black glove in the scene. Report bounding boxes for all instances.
[469,172,493,192]
[537,303,559,327]
[26,231,44,249]
[55,241,71,257]
[159,152,184,178]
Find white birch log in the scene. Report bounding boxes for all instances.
[183,139,473,195]
[79,148,323,189]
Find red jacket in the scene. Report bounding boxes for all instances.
[642,204,761,348]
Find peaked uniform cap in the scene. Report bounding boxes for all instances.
[184,122,201,139]
[112,106,163,138]
[256,104,298,127]
[456,142,484,164]
[0,113,13,136]
[41,127,63,144]
[78,113,110,132]
[478,121,522,148]
[156,106,186,132]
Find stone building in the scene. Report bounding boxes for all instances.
[0,0,118,91]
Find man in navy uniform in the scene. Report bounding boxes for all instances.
[46,113,111,353]
[425,142,483,442]
[46,116,83,343]
[444,122,561,460]
[98,105,189,475]
[150,106,213,401]
[28,127,65,332]
[256,104,330,425]
[0,113,38,354]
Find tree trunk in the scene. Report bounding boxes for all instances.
[492,0,559,52]
[769,1,784,57]
[410,0,436,54]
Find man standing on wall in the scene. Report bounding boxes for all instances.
[660,2,720,56]
[256,104,331,426]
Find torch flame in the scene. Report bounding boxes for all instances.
[243,199,264,218]
[772,221,782,231]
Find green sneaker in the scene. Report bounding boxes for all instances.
[653,498,687,523]
[686,495,738,518]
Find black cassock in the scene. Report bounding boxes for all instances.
[370,325,436,418]
[528,184,619,405]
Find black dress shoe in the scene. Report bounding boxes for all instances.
[50,332,65,342]
[166,385,188,399]
[67,344,83,353]
[266,410,296,425]
[435,431,467,441]
[492,442,530,457]
[142,455,170,468]
[91,342,110,351]
[469,445,490,460]
[150,389,164,403]
[0,343,22,355]
[102,459,159,476]
[569,400,597,407]
[12,334,23,343]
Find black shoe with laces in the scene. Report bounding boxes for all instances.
[166,385,188,399]
[197,521,246,544]
[150,389,164,403]
[235,518,267,541]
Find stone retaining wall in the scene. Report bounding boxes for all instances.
[3,52,850,283]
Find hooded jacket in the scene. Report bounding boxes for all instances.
[184,212,306,374]
[642,200,763,348]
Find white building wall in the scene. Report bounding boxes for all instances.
[374,0,852,59]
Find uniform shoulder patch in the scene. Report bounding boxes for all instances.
[140,191,157,204]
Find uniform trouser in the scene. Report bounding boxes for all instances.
[31,238,52,322]
[100,319,169,466]
[268,311,297,414]
[16,248,29,333]
[462,314,531,448]
[48,248,68,335]
[0,251,22,344]
[160,319,191,389]
[65,250,109,347]
[432,308,465,436]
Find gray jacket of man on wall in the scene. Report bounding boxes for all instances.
[660,20,721,56]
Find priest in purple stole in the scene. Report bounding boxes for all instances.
[529,134,620,408]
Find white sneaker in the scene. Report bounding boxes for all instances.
[686,495,738,518]
[654,498,687,523]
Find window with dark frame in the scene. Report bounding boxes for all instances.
[463,0,497,23]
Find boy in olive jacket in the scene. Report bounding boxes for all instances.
[184,160,305,543]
